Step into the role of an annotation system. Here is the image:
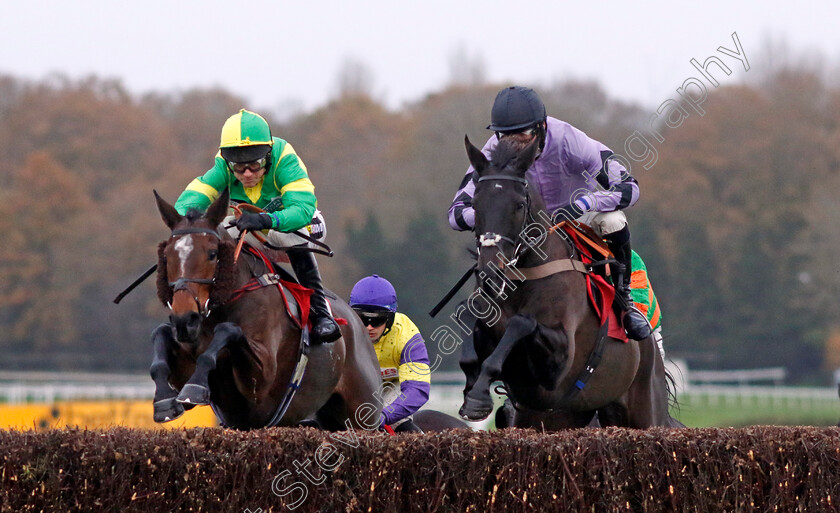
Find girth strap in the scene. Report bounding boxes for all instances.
[499,318,612,413]
[558,319,610,403]
[504,259,588,281]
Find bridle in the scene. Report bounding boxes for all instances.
[475,174,537,268]
[166,227,221,317]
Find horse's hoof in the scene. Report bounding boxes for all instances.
[154,397,185,423]
[176,384,211,406]
[459,395,493,421]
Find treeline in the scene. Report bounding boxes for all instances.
[0,64,838,382]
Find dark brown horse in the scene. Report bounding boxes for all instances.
[412,409,471,432]
[150,189,383,430]
[458,135,679,430]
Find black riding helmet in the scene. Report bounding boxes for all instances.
[221,144,272,164]
[487,86,546,131]
[487,86,548,152]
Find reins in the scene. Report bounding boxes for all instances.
[166,227,224,316]
[168,223,312,429]
[475,174,535,267]
[230,204,335,261]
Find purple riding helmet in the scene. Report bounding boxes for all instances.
[350,275,398,332]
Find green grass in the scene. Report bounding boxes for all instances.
[433,385,840,429]
[671,391,840,427]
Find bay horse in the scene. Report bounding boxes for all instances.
[458,135,679,429]
[150,188,383,430]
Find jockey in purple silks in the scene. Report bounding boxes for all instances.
[350,275,431,433]
[448,86,652,340]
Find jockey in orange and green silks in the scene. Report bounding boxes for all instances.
[174,109,316,233]
[629,250,661,332]
[629,250,665,359]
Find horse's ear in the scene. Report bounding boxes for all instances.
[517,136,540,175]
[465,135,488,175]
[204,187,230,227]
[154,190,183,230]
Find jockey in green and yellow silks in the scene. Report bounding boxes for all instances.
[174,109,340,344]
[175,110,316,231]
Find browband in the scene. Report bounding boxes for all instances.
[171,227,221,239]
[477,174,528,185]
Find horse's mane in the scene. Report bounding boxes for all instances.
[184,209,205,222]
[489,137,533,175]
[156,234,237,307]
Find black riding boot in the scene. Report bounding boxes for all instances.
[287,249,341,344]
[604,226,652,340]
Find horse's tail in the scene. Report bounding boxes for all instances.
[659,332,687,427]
[664,364,681,411]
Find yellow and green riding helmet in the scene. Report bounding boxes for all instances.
[219,109,274,163]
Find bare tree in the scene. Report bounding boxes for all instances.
[333,57,376,100]
[447,44,487,87]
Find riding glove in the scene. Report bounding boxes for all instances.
[235,212,273,232]
[551,203,584,225]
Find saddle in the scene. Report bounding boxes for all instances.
[556,221,628,343]
[228,244,312,329]
[557,221,662,339]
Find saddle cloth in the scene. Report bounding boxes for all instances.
[559,222,662,340]
[233,245,349,331]
[266,266,349,331]
[559,223,628,343]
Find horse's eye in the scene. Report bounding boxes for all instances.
[208,250,218,261]
[517,202,526,210]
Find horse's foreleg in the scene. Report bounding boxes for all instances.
[452,300,481,400]
[459,315,537,421]
[524,326,569,391]
[177,322,244,406]
[150,323,185,423]
[460,324,489,405]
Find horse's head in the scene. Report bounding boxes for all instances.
[466,135,542,275]
[154,188,232,343]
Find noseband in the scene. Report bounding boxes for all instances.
[167,227,222,316]
[475,174,535,267]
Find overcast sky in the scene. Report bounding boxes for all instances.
[1,2,837,116]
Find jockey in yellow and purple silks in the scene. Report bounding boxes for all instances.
[350,275,430,434]
[173,109,340,344]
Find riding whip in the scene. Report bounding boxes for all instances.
[113,264,157,304]
[428,264,477,318]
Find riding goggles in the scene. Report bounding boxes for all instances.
[227,156,267,173]
[496,126,539,140]
[355,311,390,327]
